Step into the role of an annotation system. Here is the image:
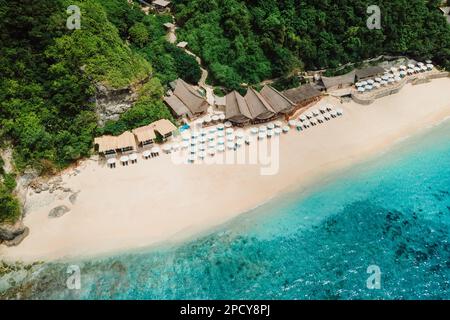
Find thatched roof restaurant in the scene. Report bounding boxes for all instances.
[282,84,322,106]
[244,88,276,121]
[164,79,208,119]
[225,91,253,124]
[95,131,137,155]
[321,71,356,91]
[260,85,295,114]
[355,66,385,81]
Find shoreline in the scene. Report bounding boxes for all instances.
[1,78,450,263]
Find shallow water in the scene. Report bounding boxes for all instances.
[1,121,450,300]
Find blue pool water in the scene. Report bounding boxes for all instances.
[2,121,450,299]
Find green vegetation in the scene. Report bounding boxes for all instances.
[0,155,20,224]
[173,0,450,91]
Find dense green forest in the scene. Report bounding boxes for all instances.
[0,0,200,223]
[173,0,450,90]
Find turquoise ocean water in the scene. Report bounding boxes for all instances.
[1,121,450,299]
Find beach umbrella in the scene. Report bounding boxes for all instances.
[189,146,197,154]
[296,122,303,131]
[373,82,381,89]
[203,116,212,124]
[217,131,225,138]
[326,105,333,111]
[208,141,216,149]
[172,143,180,152]
[421,66,428,72]
[282,126,290,133]
[425,60,432,64]
[217,145,225,153]
[199,129,207,136]
[267,130,274,138]
[162,145,172,154]
[387,73,394,79]
[364,85,373,91]
[303,121,310,128]
[199,144,206,151]
[336,108,344,116]
[198,151,206,159]
[191,131,199,139]
[188,155,196,163]
[236,139,244,147]
[407,69,414,74]
[224,121,232,128]
[219,114,226,121]
[380,80,387,86]
[211,115,219,122]
[274,128,282,135]
[317,115,325,123]
[426,64,434,70]
[312,109,320,116]
[227,142,235,150]
[407,63,415,69]
[250,127,259,135]
[394,76,402,82]
[382,75,389,81]
[355,82,362,87]
[190,139,197,146]
[107,158,117,168]
[226,135,235,142]
[417,62,424,67]
[299,115,308,122]
[207,134,215,142]
[414,67,421,73]
[358,87,365,93]
[367,79,375,85]
[319,105,327,114]
[288,120,297,127]
[226,128,234,135]
[182,133,190,142]
[267,123,275,130]
[399,71,407,77]
[399,65,407,71]
[217,123,225,131]
[208,149,216,157]
[181,141,189,149]
[309,118,317,125]
[274,121,283,128]
[258,132,266,140]
[236,130,245,139]
[360,81,368,86]
[217,138,225,145]
[305,111,314,119]
[390,67,398,73]
[151,146,160,156]
[323,113,330,121]
[375,77,382,82]
[199,136,207,144]
[120,155,129,165]
[208,127,217,134]
[259,125,268,132]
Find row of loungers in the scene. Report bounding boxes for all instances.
[288,105,343,131]
[106,147,162,169]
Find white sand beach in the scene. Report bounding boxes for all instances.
[2,78,450,262]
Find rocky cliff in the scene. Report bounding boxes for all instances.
[94,76,151,126]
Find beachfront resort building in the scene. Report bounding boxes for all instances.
[282,84,322,111]
[224,86,302,125]
[95,119,177,156]
[94,131,138,156]
[152,0,171,12]
[164,79,209,120]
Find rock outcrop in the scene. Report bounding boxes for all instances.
[95,83,139,126]
[0,221,29,247]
